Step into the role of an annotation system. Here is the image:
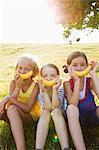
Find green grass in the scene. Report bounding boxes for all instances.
[0,43,99,149]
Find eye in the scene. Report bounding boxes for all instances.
[17,66,22,70]
[81,63,86,67]
[73,64,77,67]
[25,68,31,72]
[51,74,56,77]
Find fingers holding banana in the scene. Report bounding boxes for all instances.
[38,75,61,88]
[14,72,24,88]
[53,76,62,89]
[68,66,80,80]
[15,71,33,80]
[38,80,48,92]
[89,61,99,77]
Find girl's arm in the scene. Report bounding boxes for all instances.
[64,65,80,106]
[9,80,20,97]
[90,63,99,98]
[52,78,61,108]
[38,81,52,111]
[0,79,19,111]
[64,79,80,106]
[43,91,52,111]
[91,77,99,98]
[10,83,39,113]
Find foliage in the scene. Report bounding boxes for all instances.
[48,0,99,38]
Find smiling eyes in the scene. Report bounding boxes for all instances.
[17,66,31,72]
[42,74,56,78]
[72,63,86,67]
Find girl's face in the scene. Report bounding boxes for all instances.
[17,58,33,74]
[69,56,87,71]
[41,66,58,80]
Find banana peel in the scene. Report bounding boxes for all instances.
[74,64,92,77]
[38,74,57,87]
[16,71,33,79]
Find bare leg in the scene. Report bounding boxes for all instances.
[96,107,99,118]
[67,105,86,150]
[51,108,69,149]
[36,110,51,150]
[7,105,32,150]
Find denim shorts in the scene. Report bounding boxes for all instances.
[79,110,99,128]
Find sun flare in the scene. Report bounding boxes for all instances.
[0,0,64,43]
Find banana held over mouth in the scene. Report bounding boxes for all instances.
[38,74,56,87]
[41,78,56,87]
[74,64,92,77]
[17,71,33,79]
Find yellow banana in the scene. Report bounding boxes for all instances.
[17,71,33,79]
[75,65,92,77]
[41,78,57,87]
[38,74,56,87]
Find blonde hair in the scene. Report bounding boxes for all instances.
[40,64,59,76]
[16,54,39,78]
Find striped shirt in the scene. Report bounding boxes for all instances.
[37,87,67,112]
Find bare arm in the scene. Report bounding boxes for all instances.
[64,79,80,106]
[52,78,61,108]
[38,81,52,111]
[43,91,52,111]
[9,80,20,97]
[90,62,99,98]
[10,83,39,113]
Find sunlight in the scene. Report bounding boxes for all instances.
[0,0,99,43]
[0,0,65,43]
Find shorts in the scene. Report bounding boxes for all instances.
[79,110,99,128]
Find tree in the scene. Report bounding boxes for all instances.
[48,0,99,38]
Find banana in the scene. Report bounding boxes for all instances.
[74,64,92,77]
[17,71,33,79]
[38,74,57,87]
[41,78,57,87]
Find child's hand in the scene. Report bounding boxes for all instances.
[89,61,99,77]
[53,76,61,89]
[68,65,80,80]
[10,97,17,103]
[14,72,24,88]
[0,103,4,113]
[14,71,20,81]
[15,78,24,88]
[0,96,11,112]
[38,80,48,93]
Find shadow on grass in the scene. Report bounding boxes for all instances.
[0,120,99,150]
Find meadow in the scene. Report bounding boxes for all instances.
[0,43,99,149]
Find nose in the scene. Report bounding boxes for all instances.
[46,76,52,81]
[20,68,25,74]
[76,66,82,71]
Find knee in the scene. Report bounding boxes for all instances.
[7,105,18,118]
[51,108,62,120]
[40,110,51,122]
[67,104,79,119]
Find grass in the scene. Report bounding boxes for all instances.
[0,43,99,149]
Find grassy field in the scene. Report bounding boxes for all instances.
[0,43,99,149]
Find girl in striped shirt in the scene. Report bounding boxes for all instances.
[36,64,69,150]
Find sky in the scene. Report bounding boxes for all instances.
[0,0,99,44]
